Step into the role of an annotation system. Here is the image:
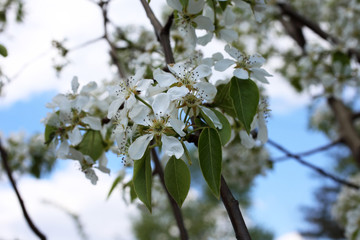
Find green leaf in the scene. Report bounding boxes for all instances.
[230,77,259,133]
[198,128,222,198]
[213,82,236,118]
[164,156,191,207]
[107,174,124,199]
[332,50,350,66]
[200,108,215,129]
[218,0,229,11]
[76,130,104,160]
[44,124,57,145]
[133,149,152,212]
[130,182,137,202]
[0,44,8,57]
[212,109,231,145]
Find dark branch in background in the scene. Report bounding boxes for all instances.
[151,149,189,240]
[220,176,252,240]
[140,0,174,64]
[268,139,360,190]
[140,1,252,239]
[98,0,126,78]
[273,139,341,161]
[277,2,338,44]
[327,97,360,166]
[0,139,47,240]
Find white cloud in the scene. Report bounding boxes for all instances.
[0,164,139,240]
[276,232,305,240]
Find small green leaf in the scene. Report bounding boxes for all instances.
[230,77,259,133]
[198,128,222,198]
[0,44,8,57]
[44,124,57,145]
[107,174,124,199]
[133,149,152,212]
[130,182,137,202]
[76,130,104,160]
[213,82,236,118]
[164,156,191,207]
[200,108,215,129]
[212,109,231,145]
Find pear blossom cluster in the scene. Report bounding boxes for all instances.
[333,174,360,240]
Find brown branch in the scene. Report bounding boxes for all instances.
[327,97,360,165]
[221,175,252,240]
[140,0,175,64]
[277,2,338,44]
[0,139,47,240]
[273,139,341,161]
[99,0,126,78]
[151,149,189,240]
[268,139,360,190]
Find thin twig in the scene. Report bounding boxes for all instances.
[151,149,189,240]
[220,175,252,240]
[68,35,105,52]
[99,0,126,78]
[0,139,47,240]
[273,139,341,161]
[268,139,360,190]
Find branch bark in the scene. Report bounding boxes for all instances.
[0,139,47,240]
[221,175,252,240]
[268,139,360,190]
[327,97,360,165]
[151,149,189,240]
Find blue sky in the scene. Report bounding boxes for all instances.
[0,0,340,239]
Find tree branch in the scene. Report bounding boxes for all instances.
[267,139,360,190]
[0,139,47,240]
[273,139,341,161]
[327,97,360,166]
[99,0,126,78]
[151,149,189,240]
[221,175,252,240]
[140,0,175,64]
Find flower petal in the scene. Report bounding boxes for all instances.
[234,68,249,79]
[169,118,186,137]
[82,116,102,131]
[225,44,243,61]
[240,130,255,149]
[250,68,271,83]
[220,29,238,42]
[167,0,183,11]
[153,68,178,88]
[194,64,212,79]
[107,97,125,119]
[214,59,235,71]
[128,134,153,160]
[161,135,184,159]
[193,15,214,31]
[152,93,171,117]
[187,0,205,14]
[197,32,213,46]
[167,86,189,100]
[68,127,82,145]
[194,82,217,102]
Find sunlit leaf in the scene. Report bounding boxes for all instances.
[0,44,8,57]
[44,124,57,145]
[107,174,124,199]
[76,130,104,160]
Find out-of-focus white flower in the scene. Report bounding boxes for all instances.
[167,0,214,45]
[215,44,272,83]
